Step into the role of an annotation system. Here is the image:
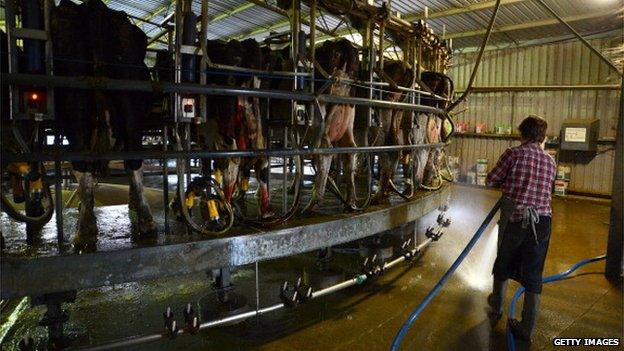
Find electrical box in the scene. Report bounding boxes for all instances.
[560,119,600,152]
[181,97,196,119]
[21,90,48,120]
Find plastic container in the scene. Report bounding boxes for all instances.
[554,180,568,196]
[556,165,571,180]
[476,159,488,173]
[476,173,487,186]
[475,123,487,134]
[466,172,476,184]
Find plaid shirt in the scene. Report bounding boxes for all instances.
[486,142,556,222]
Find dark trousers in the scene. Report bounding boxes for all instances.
[493,216,552,294]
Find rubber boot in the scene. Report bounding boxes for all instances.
[487,279,507,322]
[510,292,540,342]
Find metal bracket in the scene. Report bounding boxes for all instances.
[183,303,200,334]
[437,213,451,227]
[30,290,76,347]
[425,226,443,242]
[361,254,385,278]
[401,238,414,261]
[279,277,313,307]
[162,306,179,338]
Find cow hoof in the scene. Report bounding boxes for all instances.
[286,184,297,195]
[73,236,97,253]
[139,220,158,239]
[343,202,358,212]
[302,201,321,214]
[370,194,390,206]
[260,210,275,219]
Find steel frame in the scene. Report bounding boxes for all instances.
[1,186,450,299]
[0,3,457,349]
[1,0,452,301]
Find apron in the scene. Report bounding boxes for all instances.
[493,196,551,293]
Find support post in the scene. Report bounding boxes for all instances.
[606,78,623,280]
[163,125,170,235]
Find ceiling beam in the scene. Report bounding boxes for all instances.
[315,0,526,43]
[454,28,622,54]
[230,0,337,41]
[404,0,526,21]
[142,0,174,24]
[446,9,616,39]
[211,2,255,22]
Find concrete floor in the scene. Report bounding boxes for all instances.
[1,184,621,350]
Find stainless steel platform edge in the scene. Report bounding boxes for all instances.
[0,186,450,299]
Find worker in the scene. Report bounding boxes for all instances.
[485,115,556,342]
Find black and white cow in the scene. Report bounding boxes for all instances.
[194,39,273,218]
[368,60,415,201]
[308,39,361,211]
[413,71,454,189]
[51,0,155,251]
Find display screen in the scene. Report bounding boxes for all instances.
[564,127,587,142]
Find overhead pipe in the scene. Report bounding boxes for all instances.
[446,0,502,113]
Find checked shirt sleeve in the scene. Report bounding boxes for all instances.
[486,148,514,188]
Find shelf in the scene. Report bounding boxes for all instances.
[453,132,616,145]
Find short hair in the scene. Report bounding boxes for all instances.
[518,115,548,143]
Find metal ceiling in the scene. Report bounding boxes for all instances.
[100,0,622,50]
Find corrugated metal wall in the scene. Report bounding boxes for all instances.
[448,38,620,195]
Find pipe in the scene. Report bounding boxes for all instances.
[390,198,502,351]
[506,255,607,351]
[2,73,448,115]
[534,0,622,76]
[2,143,447,163]
[80,231,438,351]
[446,0,502,112]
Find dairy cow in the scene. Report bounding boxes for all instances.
[50,0,156,251]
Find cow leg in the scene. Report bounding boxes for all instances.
[128,166,156,238]
[371,110,398,204]
[73,170,98,252]
[222,157,240,205]
[338,106,357,210]
[372,149,399,205]
[412,113,429,188]
[308,135,332,212]
[254,157,274,218]
[422,116,442,187]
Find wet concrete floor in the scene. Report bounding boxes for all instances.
[1,184,621,350]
